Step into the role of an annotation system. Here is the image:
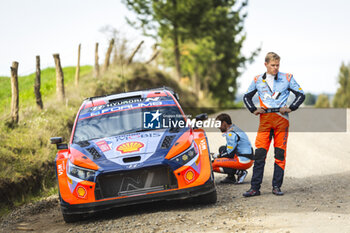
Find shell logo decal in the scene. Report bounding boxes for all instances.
[116,141,144,154]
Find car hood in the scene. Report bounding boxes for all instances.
[70,129,188,171]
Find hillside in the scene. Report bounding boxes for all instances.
[0,66,92,115]
[0,63,209,214]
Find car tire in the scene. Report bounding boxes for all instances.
[196,189,217,204]
[62,212,83,223]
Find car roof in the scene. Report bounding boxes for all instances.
[82,87,179,109]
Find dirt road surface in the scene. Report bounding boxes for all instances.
[1,110,349,233]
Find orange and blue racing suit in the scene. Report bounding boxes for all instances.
[243,72,305,190]
[212,125,254,175]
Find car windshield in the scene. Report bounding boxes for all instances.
[73,106,185,143]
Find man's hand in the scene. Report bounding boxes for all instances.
[211,153,220,159]
[279,107,292,114]
[253,108,266,115]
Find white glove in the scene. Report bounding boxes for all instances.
[211,153,220,159]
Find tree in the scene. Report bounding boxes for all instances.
[201,1,259,106]
[124,0,194,80]
[315,94,330,108]
[304,92,316,106]
[333,62,350,108]
[99,25,130,65]
[123,0,259,107]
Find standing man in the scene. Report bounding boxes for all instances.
[242,52,305,197]
[213,113,254,184]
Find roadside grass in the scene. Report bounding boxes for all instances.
[0,105,77,179]
[0,185,58,217]
[0,63,210,180]
[0,63,212,216]
[0,66,92,115]
[12,185,58,208]
[0,65,95,180]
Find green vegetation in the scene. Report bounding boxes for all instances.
[304,92,317,106]
[0,184,58,217]
[333,62,350,108]
[0,62,211,213]
[0,66,92,114]
[315,94,330,108]
[124,0,259,107]
[0,65,92,213]
[0,106,77,179]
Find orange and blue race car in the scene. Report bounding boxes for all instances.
[51,87,216,223]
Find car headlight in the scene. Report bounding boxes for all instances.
[171,142,199,165]
[68,160,96,181]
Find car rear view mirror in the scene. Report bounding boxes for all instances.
[50,137,68,150]
[195,113,208,121]
[50,137,63,144]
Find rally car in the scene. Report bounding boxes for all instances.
[51,87,216,223]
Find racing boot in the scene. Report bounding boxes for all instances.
[272,186,284,196]
[243,188,260,197]
[236,170,248,184]
[220,174,236,184]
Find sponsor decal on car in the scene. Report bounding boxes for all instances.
[96,140,111,152]
[145,97,160,102]
[88,98,144,112]
[126,163,142,169]
[57,161,65,176]
[79,100,176,120]
[115,132,162,142]
[199,139,207,152]
[117,141,145,154]
[76,186,87,199]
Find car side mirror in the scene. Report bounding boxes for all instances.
[193,113,208,129]
[50,137,68,150]
[195,113,208,121]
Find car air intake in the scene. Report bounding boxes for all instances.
[94,166,178,200]
[161,135,176,149]
[86,147,101,159]
[76,141,90,147]
[108,96,142,104]
[123,156,141,163]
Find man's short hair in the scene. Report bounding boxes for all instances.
[216,113,232,125]
[265,52,280,63]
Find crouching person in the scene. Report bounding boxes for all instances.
[212,113,254,184]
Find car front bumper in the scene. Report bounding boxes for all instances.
[60,179,215,215]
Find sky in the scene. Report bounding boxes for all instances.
[1,0,350,95]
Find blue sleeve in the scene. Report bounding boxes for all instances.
[288,75,305,111]
[243,79,258,113]
[246,79,257,93]
[226,133,238,154]
[289,75,304,94]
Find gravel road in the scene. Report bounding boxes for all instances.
[1,110,349,233]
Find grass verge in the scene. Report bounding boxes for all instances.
[0,63,214,216]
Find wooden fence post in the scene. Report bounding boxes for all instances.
[112,45,118,65]
[94,43,99,78]
[10,61,19,124]
[146,44,160,65]
[127,40,144,65]
[75,44,81,86]
[53,54,65,102]
[34,56,43,110]
[103,39,115,73]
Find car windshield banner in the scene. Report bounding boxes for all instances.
[79,100,177,120]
